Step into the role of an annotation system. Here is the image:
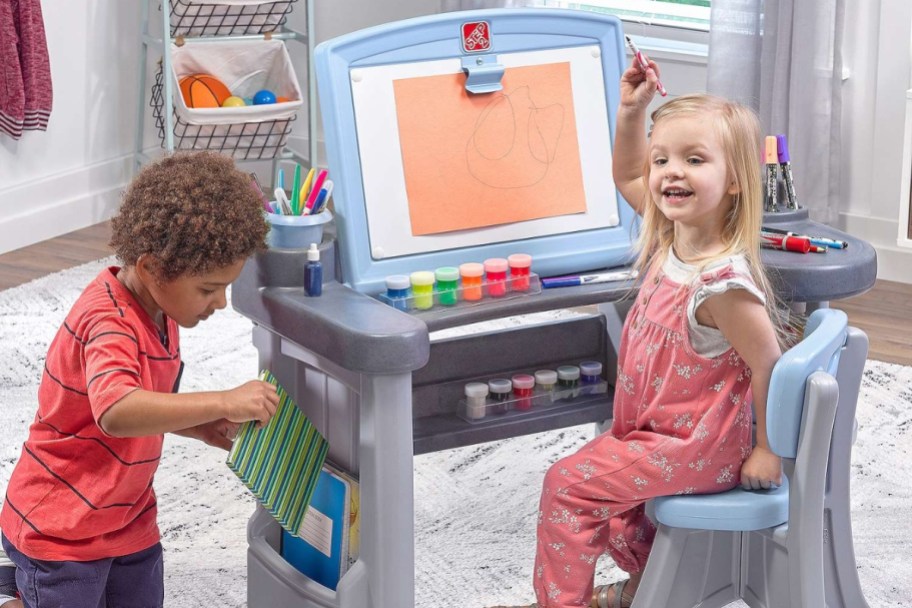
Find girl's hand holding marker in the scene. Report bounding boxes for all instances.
[624,35,667,97]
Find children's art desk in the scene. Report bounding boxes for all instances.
[230,9,877,608]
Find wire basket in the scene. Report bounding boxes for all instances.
[151,66,295,160]
[168,0,298,37]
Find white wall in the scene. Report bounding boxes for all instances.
[839,0,912,282]
[1,1,910,284]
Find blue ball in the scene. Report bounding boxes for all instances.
[253,89,277,105]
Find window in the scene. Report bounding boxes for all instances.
[542,0,711,32]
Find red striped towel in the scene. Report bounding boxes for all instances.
[0,0,52,140]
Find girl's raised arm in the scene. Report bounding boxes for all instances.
[613,58,660,215]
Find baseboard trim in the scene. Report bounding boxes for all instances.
[0,155,132,255]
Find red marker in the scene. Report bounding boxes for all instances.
[761,233,811,254]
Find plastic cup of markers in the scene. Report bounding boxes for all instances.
[265,209,333,250]
[410,271,435,310]
[484,258,509,297]
[508,254,532,291]
[385,274,411,311]
[512,374,535,411]
[435,267,460,306]
[459,262,485,301]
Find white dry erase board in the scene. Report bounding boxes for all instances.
[314,9,636,294]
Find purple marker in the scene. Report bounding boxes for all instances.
[777,134,799,210]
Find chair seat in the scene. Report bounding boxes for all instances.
[653,476,789,531]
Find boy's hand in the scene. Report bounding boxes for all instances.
[740,445,783,490]
[619,56,660,112]
[181,419,241,450]
[222,380,280,428]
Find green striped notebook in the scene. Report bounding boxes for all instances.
[227,370,329,536]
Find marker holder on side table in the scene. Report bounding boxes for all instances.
[378,274,542,312]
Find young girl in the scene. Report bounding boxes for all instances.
[492,57,783,608]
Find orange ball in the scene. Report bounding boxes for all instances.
[276,96,291,103]
[179,74,232,109]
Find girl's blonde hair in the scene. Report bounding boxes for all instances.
[634,94,785,343]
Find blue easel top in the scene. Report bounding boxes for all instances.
[315,9,635,294]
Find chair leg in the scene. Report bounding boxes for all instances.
[633,526,739,608]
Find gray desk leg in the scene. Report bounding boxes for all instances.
[359,373,415,608]
[594,300,630,435]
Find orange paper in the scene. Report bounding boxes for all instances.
[392,62,586,236]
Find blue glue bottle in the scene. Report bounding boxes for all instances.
[304,242,323,297]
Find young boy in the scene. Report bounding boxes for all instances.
[0,151,280,608]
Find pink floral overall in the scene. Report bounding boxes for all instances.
[532,261,754,607]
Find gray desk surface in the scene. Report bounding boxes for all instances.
[233,210,876,375]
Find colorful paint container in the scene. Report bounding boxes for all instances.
[508,253,532,291]
[488,378,513,414]
[435,266,460,306]
[384,274,411,311]
[512,374,535,411]
[459,262,485,301]
[534,369,557,392]
[484,258,509,297]
[579,360,603,384]
[464,382,489,420]
[557,365,580,398]
[410,271,435,310]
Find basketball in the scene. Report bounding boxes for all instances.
[179,74,232,109]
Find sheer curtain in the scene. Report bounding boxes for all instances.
[707,0,845,225]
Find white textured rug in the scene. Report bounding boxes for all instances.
[0,258,909,607]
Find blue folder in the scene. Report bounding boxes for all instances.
[280,467,350,590]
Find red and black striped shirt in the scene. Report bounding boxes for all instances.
[1,267,182,561]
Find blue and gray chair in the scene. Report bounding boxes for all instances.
[632,308,871,608]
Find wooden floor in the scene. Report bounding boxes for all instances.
[0,222,909,366]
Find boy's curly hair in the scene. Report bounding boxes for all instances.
[110,152,268,281]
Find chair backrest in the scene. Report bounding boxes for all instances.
[766,308,848,459]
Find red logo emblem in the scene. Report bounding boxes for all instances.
[462,21,491,53]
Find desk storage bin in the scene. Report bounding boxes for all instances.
[169,0,298,37]
[247,505,367,608]
[151,39,302,160]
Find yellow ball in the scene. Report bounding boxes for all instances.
[222,96,246,108]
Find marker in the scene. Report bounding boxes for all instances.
[310,180,333,215]
[308,188,328,217]
[290,164,302,215]
[762,226,848,249]
[764,136,779,212]
[777,135,799,209]
[760,233,813,254]
[249,173,271,212]
[304,169,329,212]
[624,35,667,96]
[541,269,639,289]
[273,187,293,215]
[299,167,316,211]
